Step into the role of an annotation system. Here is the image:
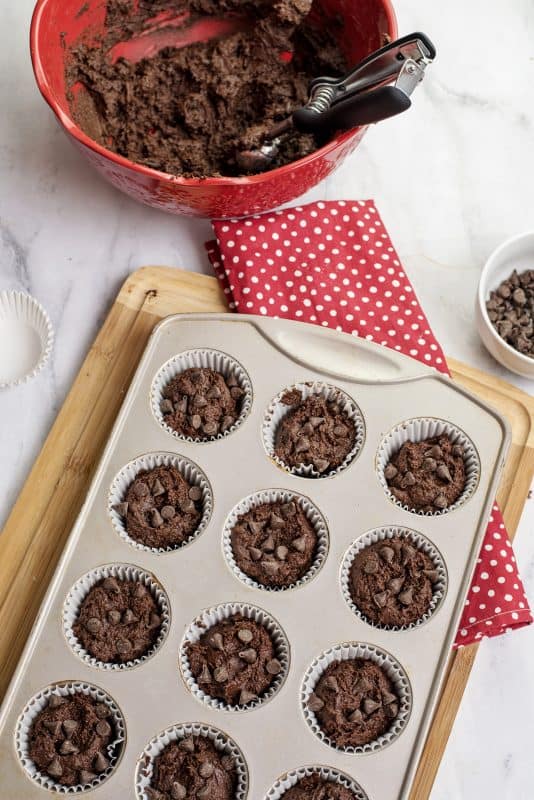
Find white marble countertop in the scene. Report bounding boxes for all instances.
[1,1,533,797]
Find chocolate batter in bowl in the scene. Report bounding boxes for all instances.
[31,0,397,217]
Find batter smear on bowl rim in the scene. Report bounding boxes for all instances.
[65,0,347,177]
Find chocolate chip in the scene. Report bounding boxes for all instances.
[262,534,275,552]
[198,664,212,683]
[175,397,188,414]
[209,632,224,651]
[291,535,306,552]
[301,422,314,435]
[197,788,211,800]
[161,399,174,414]
[294,436,310,454]
[314,458,330,473]
[153,505,173,524]
[199,761,215,778]
[423,457,437,472]
[276,545,288,561]
[230,386,244,400]
[309,416,325,428]
[43,719,62,736]
[382,690,397,705]
[269,512,284,528]
[214,666,229,682]
[398,588,414,606]
[179,737,195,752]
[514,287,527,305]
[307,693,324,712]
[134,583,147,598]
[181,499,196,513]
[348,709,363,724]
[324,675,338,691]
[195,395,208,408]
[434,493,448,509]
[102,577,120,593]
[80,770,97,785]
[203,421,219,436]
[249,519,265,534]
[221,415,234,432]
[401,471,416,487]
[280,501,296,518]
[95,719,111,737]
[207,386,222,399]
[452,444,464,458]
[221,755,234,771]
[190,370,202,383]
[85,617,102,635]
[379,546,394,564]
[113,502,129,517]
[188,485,202,501]
[47,757,63,778]
[373,591,388,608]
[122,608,137,624]
[262,560,279,576]
[149,612,161,628]
[386,702,399,718]
[134,482,149,498]
[95,703,110,718]
[333,425,348,436]
[249,546,262,561]
[94,752,109,773]
[59,739,79,755]
[191,414,202,429]
[401,543,415,561]
[238,648,257,664]
[116,637,132,654]
[363,698,381,715]
[237,628,253,644]
[151,479,165,497]
[498,284,511,299]
[423,569,439,582]
[239,688,257,705]
[171,782,187,799]
[384,464,398,480]
[266,658,282,675]
[427,444,442,459]
[150,508,164,528]
[62,719,78,737]
[436,463,452,482]
[388,577,404,593]
[362,557,378,574]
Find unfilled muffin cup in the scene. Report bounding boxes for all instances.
[340,527,448,631]
[179,601,290,712]
[108,452,213,553]
[301,643,412,754]
[63,563,171,670]
[223,489,329,592]
[134,722,248,800]
[15,681,125,794]
[0,290,54,388]
[150,349,253,442]
[376,417,480,516]
[266,765,369,800]
[262,382,365,478]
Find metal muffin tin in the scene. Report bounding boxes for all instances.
[0,314,510,799]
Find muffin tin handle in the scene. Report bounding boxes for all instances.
[265,327,433,383]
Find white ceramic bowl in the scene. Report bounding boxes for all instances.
[475,231,534,379]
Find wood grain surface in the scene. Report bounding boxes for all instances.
[1,266,533,799]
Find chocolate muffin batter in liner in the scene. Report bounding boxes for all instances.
[223,488,329,592]
[151,349,252,442]
[16,681,125,793]
[266,765,369,800]
[263,382,365,478]
[63,563,170,670]
[134,722,248,800]
[376,418,480,516]
[341,527,448,632]
[301,643,412,754]
[180,602,290,712]
[108,452,212,553]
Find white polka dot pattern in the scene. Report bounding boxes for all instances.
[206,199,532,647]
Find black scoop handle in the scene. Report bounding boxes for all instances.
[292,85,412,136]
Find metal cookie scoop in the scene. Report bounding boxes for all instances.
[236,32,436,173]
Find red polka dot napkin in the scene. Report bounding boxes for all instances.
[205,199,532,647]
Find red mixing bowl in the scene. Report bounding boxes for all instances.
[30,0,397,219]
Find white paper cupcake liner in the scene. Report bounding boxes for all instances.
[179,601,290,712]
[134,722,248,800]
[150,349,253,442]
[262,382,365,478]
[301,643,412,754]
[266,765,369,800]
[108,452,213,553]
[0,290,54,388]
[376,417,481,516]
[223,489,329,592]
[340,527,448,632]
[15,681,125,794]
[63,563,171,670]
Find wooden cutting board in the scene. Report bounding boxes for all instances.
[1,266,533,798]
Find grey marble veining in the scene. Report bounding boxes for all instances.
[1,1,533,798]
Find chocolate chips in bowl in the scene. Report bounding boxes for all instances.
[486,268,534,357]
